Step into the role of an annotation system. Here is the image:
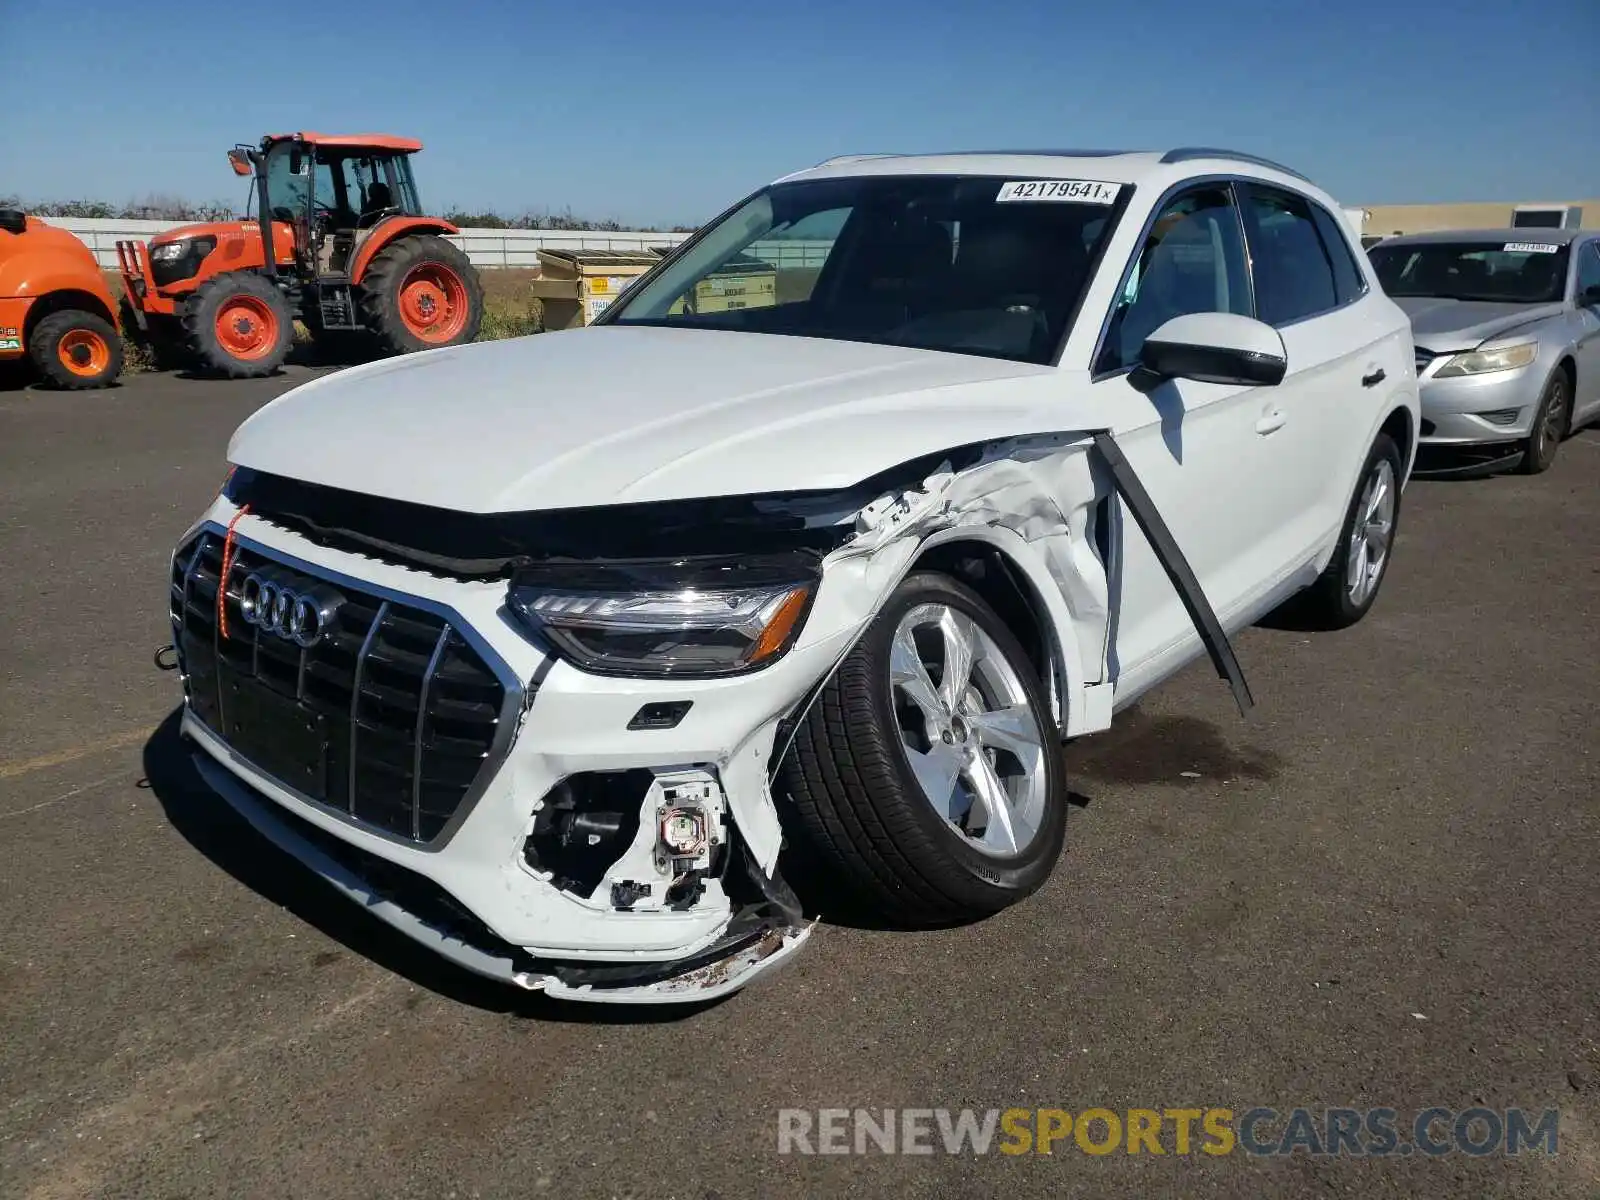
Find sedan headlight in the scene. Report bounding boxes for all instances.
[507,556,817,678]
[1434,341,1537,378]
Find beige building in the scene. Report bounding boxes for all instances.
[1355,199,1599,238]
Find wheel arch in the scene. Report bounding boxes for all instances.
[349,219,462,284]
[907,528,1090,737]
[1379,404,1415,481]
[22,288,117,345]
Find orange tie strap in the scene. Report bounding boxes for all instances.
[217,504,251,640]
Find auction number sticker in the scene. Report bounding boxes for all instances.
[1503,242,1560,253]
[996,179,1121,204]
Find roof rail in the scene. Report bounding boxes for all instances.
[1159,147,1311,182]
[814,153,901,167]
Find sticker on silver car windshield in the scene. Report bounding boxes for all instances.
[1503,242,1560,253]
[996,179,1121,204]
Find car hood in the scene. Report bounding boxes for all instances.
[227,327,1092,513]
[1394,296,1566,351]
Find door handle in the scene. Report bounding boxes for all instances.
[1362,368,1387,388]
[1255,409,1287,435]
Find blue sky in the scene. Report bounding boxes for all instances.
[2,0,1594,227]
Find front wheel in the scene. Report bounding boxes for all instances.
[182,273,293,378]
[1518,371,1570,475]
[776,571,1068,926]
[29,309,123,389]
[359,235,483,354]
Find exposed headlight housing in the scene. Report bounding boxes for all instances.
[506,555,818,678]
[1434,341,1537,378]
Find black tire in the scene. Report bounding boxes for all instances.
[118,295,186,371]
[359,235,483,354]
[1292,432,1404,630]
[1517,370,1571,475]
[28,309,123,390]
[181,273,292,378]
[775,571,1068,927]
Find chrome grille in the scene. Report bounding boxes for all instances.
[1414,347,1436,374]
[169,531,515,845]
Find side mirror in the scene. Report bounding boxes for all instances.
[1138,312,1288,387]
[227,149,252,177]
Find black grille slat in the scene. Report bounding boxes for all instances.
[170,533,511,846]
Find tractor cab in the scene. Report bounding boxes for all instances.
[253,134,426,277]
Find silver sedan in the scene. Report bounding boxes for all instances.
[1368,229,1600,474]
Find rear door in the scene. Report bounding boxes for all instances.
[1237,182,1401,577]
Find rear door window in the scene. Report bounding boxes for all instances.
[1242,186,1341,326]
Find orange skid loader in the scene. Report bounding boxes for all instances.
[118,132,483,377]
[0,208,123,388]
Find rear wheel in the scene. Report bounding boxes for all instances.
[182,273,292,378]
[359,235,483,354]
[776,572,1068,926]
[1518,370,1570,475]
[29,309,123,389]
[1291,432,1403,630]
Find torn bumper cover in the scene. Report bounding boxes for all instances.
[171,430,1248,1003]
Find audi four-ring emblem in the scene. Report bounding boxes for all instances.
[239,571,344,648]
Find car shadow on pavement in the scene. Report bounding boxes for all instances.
[141,708,721,1025]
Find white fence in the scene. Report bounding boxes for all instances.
[42,217,693,270]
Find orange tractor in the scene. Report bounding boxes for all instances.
[118,132,483,377]
[0,207,124,388]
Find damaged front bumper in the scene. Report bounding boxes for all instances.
[168,429,1242,1003]
[190,743,812,1002]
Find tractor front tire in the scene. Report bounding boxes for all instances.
[360,236,483,355]
[29,309,124,390]
[183,273,293,378]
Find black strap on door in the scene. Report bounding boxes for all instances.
[1091,432,1255,718]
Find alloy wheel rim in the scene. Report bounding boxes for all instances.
[1537,382,1566,462]
[889,603,1048,858]
[1346,458,1396,606]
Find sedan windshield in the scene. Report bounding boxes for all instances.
[1368,241,1570,304]
[605,175,1125,364]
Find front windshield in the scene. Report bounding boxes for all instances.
[607,175,1125,363]
[1369,241,1569,304]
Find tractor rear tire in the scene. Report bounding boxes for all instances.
[183,273,293,378]
[359,236,483,354]
[29,309,124,390]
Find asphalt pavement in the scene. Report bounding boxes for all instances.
[1,366,1597,1199]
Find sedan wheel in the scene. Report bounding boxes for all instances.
[1520,373,1570,475]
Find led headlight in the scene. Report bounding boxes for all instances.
[507,558,816,678]
[1434,341,1537,378]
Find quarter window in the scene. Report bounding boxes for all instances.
[1309,203,1367,305]
[1244,186,1340,326]
[1098,185,1251,372]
